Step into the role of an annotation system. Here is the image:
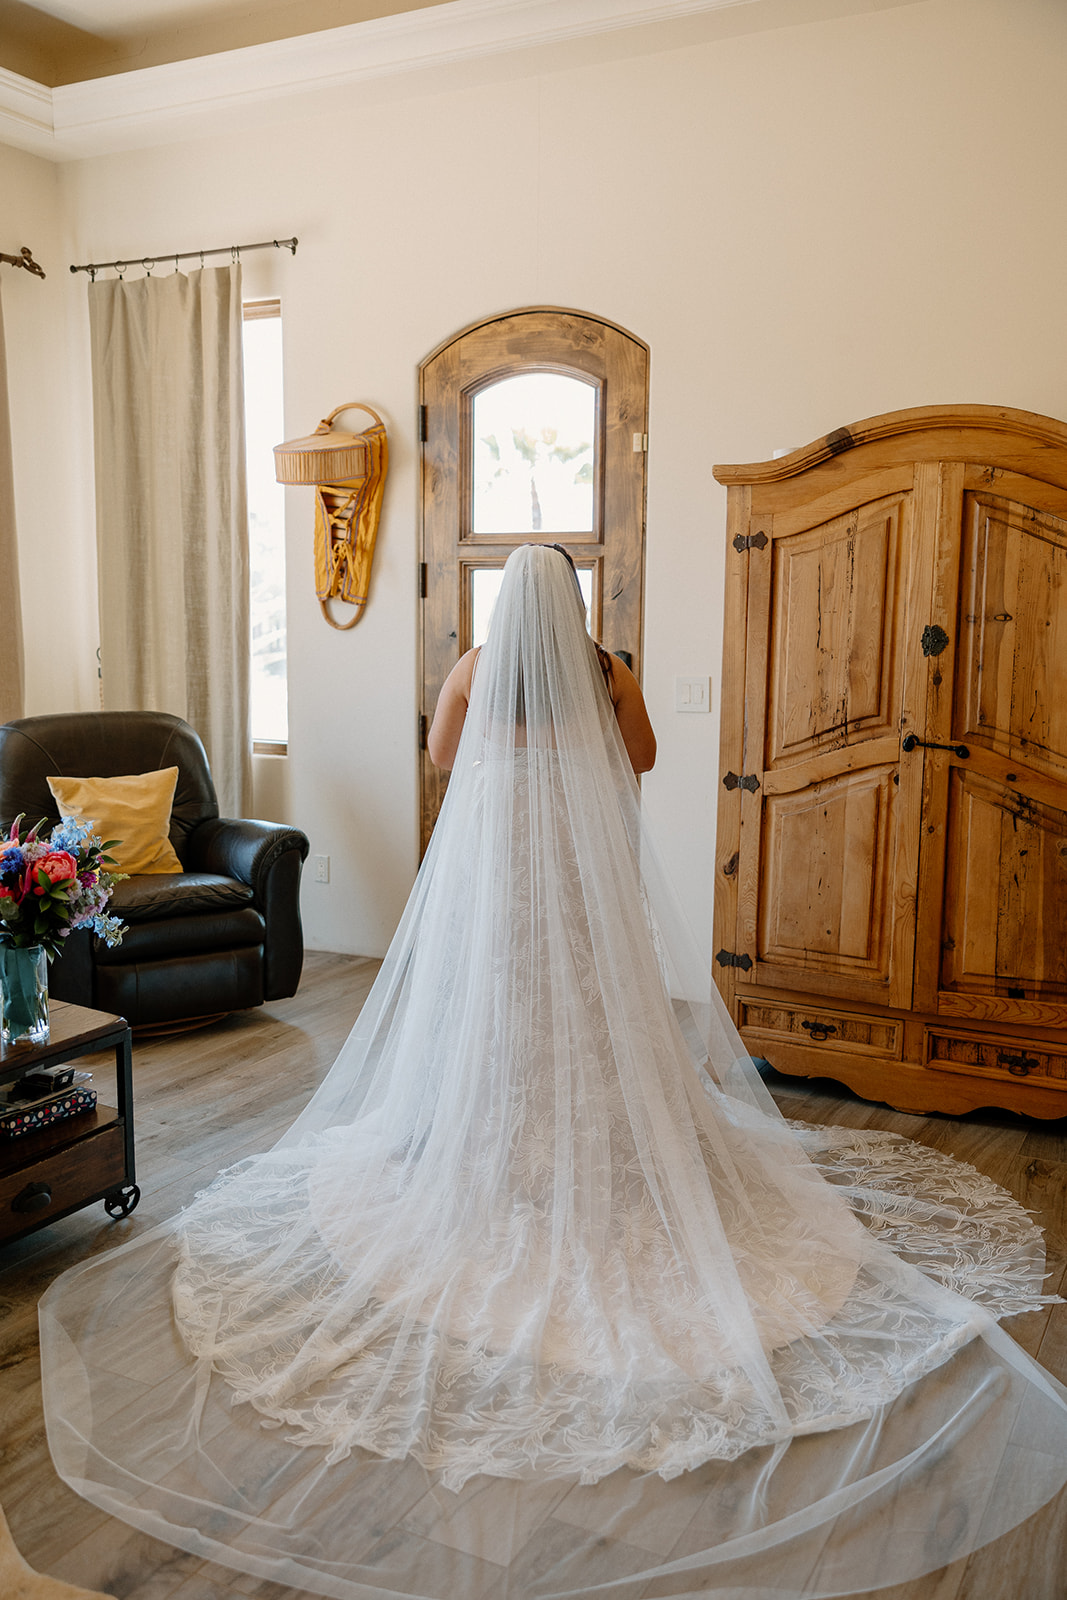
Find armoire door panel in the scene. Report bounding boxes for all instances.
[954,490,1067,782]
[940,769,1067,1004]
[735,475,922,1010]
[767,493,908,767]
[961,464,1067,523]
[754,766,900,997]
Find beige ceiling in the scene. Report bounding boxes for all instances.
[0,0,454,85]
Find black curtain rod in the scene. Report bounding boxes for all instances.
[70,236,298,278]
[1,247,45,279]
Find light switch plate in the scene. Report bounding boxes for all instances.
[675,676,711,713]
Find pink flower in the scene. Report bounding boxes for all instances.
[35,850,79,886]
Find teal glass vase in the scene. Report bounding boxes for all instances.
[0,943,49,1046]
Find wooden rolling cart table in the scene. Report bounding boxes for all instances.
[0,1000,137,1246]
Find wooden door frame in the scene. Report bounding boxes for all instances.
[417,306,650,854]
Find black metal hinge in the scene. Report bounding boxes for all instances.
[733,531,768,553]
[418,404,428,443]
[418,562,428,598]
[716,949,753,971]
[418,713,428,751]
[722,771,761,793]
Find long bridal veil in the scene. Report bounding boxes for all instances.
[40,545,1067,1598]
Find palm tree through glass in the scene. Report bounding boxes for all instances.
[472,373,595,535]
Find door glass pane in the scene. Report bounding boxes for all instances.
[472,373,596,534]
[472,564,592,647]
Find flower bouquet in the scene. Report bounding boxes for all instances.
[0,816,127,1044]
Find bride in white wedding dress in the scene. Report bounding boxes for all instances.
[40,544,1067,1598]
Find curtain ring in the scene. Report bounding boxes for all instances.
[116,262,126,279]
[174,254,180,274]
[143,258,155,276]
[231,245,239,264]
[200,250,205,269]
[89,266,96,283]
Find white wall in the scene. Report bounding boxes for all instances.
[1,142,98,716]
[6,0,1067,958]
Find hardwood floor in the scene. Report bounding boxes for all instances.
[1,951,1065,1600]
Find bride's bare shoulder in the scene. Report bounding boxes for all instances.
[444,647,481,693]
[427,648,480,769]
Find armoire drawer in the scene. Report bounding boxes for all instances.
[738,999,903,1059]
[924,1027,1067,1090]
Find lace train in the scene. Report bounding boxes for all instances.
[38,548,1067,1597]
[169,1113,1054,1492]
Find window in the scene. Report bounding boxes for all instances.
[418,307,649,851]
[243,300,287,752]
[470,563,592,647]
[472,372,596,536]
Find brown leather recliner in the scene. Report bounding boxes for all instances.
[0,711,310,1029]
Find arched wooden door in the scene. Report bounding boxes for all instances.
[418,306,649,851]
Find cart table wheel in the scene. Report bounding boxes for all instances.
[104,1183,141,1219]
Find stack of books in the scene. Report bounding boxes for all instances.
[0,1063,97,1139]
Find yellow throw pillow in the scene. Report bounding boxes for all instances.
[47,768,183,875]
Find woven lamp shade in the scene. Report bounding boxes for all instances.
[274,425,369,486]
[273,402,384,485]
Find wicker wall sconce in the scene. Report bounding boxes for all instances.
[273,402,388,630]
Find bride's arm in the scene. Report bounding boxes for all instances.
[427,648,479,770]
[609,657,657,774]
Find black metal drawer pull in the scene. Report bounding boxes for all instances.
[12,1181,52,1214]
[802,1020,838,1043]
[998,1051,1038,1077]
[901,734,970,759]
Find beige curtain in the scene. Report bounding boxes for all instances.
[0,288,25,723]
[89,265,251,815]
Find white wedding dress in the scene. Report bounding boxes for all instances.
[40,546,1067,1598]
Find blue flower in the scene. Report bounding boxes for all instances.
[50,817,96,854]
[0,845,25,877]
[92,912,125,948]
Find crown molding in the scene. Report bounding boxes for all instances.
[0,67,56,159]
[0,0,759,161]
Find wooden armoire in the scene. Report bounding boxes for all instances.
[712,404,1067,1119]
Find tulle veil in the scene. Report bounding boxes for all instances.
[39,544,1067,1597]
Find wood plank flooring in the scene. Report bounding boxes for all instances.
[1,952,1065,1600]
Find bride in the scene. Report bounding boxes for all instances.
[40,544,1067,1598]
